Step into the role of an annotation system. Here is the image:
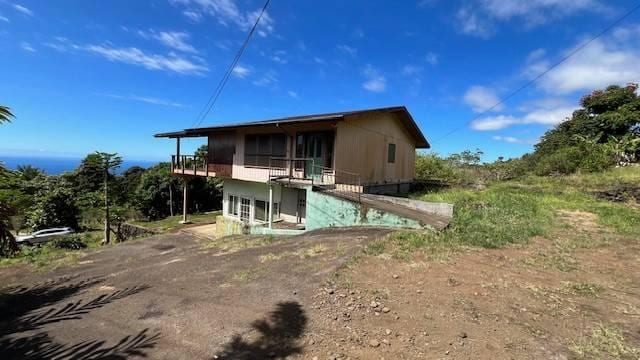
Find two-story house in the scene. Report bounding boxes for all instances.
[155,106,451,235]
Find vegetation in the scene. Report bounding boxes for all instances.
[416,84,640,184]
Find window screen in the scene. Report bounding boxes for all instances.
[244,134,287,167]
[229,195,239,216]
[388,143,396,163]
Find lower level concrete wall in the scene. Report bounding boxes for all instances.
[305,189,422,231]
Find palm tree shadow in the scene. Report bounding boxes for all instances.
[0,276,160,359]
[213,301,307,360]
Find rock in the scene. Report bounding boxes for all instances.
[312,357,318,360]
[417,289,423,294]
[459,332,468,339]
[382,307,390,313]
[385,329,392,335]
[309,339,316,345]
[369,339,380,347]
[370,301,379,308]
[392,274,399,279]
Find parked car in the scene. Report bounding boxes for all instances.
[15,227,75,245]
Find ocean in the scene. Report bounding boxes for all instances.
[0,156,160,175]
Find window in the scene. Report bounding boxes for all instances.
[254,200,280,222]
[228,195,239,217]
[387,143,396,163]
[240,197,251,222]
[244,134,287,167]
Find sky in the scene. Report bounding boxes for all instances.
[1,0,639,162]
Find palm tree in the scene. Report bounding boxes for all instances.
[0,104,17,255]
[0,105,14,124]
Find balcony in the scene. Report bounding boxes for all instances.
[170,155,232,177]
[268,157,363,196]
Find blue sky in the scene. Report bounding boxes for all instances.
[1,0,639,162]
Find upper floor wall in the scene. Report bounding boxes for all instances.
[170,108,423,186]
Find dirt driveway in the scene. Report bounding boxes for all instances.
[0,227,391,359]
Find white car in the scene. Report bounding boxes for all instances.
[16,227,75,245]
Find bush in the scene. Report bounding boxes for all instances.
[415,153,459,182]
[50,235,87,250]
[26,180,80,231]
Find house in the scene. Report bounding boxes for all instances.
[155,106,452,235]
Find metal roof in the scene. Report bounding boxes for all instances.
[154,106,430,148]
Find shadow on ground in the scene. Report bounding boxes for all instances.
[213,301,307,360]
[0,276,160,359]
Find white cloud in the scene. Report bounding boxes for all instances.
[525,36,640,95]
[182,10,202,22]
[471,115,518,130]
[313,57,326,65]
[170,0,275,37]
[20,42,35,52]
[287,90,298,98]
[137,30,198,53]
[362,64,386,93]
[252,70,277,86]
[472,104,576,130]
[45,37,208,75]
[425,52,438,65]
[456,6,494,38]
[0,15,9,22]
[104,93,185,107]
[463,86,503,113]
[337,44,357,57]
[13,4,33,16]
[455,0,607,37]
[269,50,287,64]
[231,64,250,78]
[492,135,534,144]
[84,44,208,75]
[401,64,423,76]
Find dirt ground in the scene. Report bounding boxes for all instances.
[1,212,639,359]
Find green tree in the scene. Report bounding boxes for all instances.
[26,177,80,231]
[0,104,17,255]
[0,105,14,124]
[85,152,123,244]
[16,165,45,181]
[134,163,179,220]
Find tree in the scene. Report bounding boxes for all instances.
[0,105,14,124]
[134,163,178,220]
[26,177,80,231]
[85,152,122,244]
[0,104,17,255]
[16,165,45,181]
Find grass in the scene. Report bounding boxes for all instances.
[563,282,604,297]
[369,167,640,260]
[570,324,640,359]
[132,211,221,232]
[0,231,104,270]
[202,234,279,253]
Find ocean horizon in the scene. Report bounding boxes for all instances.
[0,155,161,175]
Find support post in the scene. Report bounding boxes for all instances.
[176,137,181,169]
[268,184,273,230]
[180,179,191,224]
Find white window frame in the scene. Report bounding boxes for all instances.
[228,194,240,217]
[253,198,280,223]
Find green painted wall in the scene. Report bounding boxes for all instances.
[305,189,422,231]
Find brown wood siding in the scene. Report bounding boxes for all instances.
[208,131,235,164]
[334,112,416,185]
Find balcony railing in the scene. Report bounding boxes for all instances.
[171,155,232,177]
[171,155,207,176]
[268,157,362,201]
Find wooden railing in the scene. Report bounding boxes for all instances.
[170,155,207,176]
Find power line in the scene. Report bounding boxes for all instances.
[430,1,640,145]
[191,0,271,129]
